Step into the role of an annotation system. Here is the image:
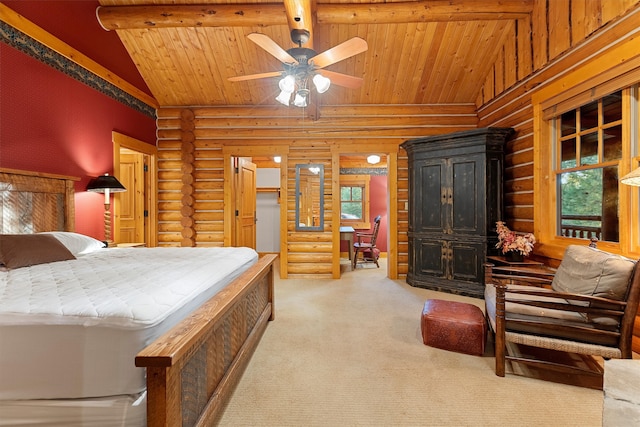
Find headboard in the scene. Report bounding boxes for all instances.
[0,168,79,233]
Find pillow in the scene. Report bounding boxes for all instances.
[551,245,636,301]
[0,234,76,269]
[40,231,105,255]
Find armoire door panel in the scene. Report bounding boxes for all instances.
[416,239,446,277]
[450,241,484,282]
[451,159,479,233]
[416,161,445,232]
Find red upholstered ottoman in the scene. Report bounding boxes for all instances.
[421,299,486,356]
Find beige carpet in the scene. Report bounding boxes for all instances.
[218,260,603,426]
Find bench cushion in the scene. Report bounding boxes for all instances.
[552,245,635,301]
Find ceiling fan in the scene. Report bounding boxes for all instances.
[228,29,368,107]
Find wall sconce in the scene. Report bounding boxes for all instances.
[273,156,282,164]
[367,154,381,165]
[620,167,640,186]
[87,174,126,246]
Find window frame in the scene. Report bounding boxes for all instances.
[534,76,639,260]
[553,92,623,243]
[339,174,371,230]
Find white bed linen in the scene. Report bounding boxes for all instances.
[0,246,258,400]
[0,391,146,427]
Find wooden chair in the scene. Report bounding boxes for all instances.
[484,244,640,389]
[352,215,381,269]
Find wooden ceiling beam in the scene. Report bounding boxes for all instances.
[284,0,314,33]
[96,1,532,31]
[284,0,315,47]
[320,1,533,24]
[96,4,288,31]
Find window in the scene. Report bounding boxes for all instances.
[341,186,363,218]
[554,92,622,243]
[535,81,639,258]
[340,175,370,229]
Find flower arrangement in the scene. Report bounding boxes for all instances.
[495,221,536,256]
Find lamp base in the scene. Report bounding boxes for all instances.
[103,203,115,247]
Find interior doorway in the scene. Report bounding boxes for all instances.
[338,151,393,277]
[222,147,288,268]
[112,131,158,247]
[231,157,257,249]
[256,167,281,253]
[118,149,146,243]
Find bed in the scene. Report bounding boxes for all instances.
[0,168,276,426]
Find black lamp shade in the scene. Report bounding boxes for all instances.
[87,175,126,193]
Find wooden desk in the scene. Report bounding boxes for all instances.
[340,226,355,260]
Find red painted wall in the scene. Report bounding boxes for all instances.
[3,0,151,96]
[341,175,388,253]
[369,175,388,252]
[0,41,156,239]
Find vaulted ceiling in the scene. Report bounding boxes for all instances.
[96,0,532,107]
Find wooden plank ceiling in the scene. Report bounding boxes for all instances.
[96,0,532,107]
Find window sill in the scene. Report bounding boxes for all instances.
[536,237,628,261]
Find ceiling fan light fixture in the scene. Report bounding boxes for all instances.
[279,75,296,92]
[313,74,331,93]
[275,90,292,106]
[229,33,368,107]
[293,89,309,107]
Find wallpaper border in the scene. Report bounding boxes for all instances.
[340,168,388,176]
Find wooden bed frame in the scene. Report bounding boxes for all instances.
[0,167,276,426]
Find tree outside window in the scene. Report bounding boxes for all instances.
[341,186,363,219]
[554,91,622,242]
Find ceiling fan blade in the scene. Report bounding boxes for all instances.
[228,71,283,82]
[317,70,364,89]
[247,33,299,65]
[311,37,368,69]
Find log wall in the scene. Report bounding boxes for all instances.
[477,0,640,353]
[157,105,477,278]
[477,0,640,233]
[156,0,640,341]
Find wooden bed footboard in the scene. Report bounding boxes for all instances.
[136,254,277,427]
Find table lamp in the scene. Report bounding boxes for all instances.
[87,174,126,246]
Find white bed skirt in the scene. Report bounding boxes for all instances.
[0,391,146,426]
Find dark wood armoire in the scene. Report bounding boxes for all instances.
[401,128,514,298]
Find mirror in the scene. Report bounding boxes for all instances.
[296,164,324,231]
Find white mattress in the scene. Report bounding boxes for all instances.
[0,246,258,400]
